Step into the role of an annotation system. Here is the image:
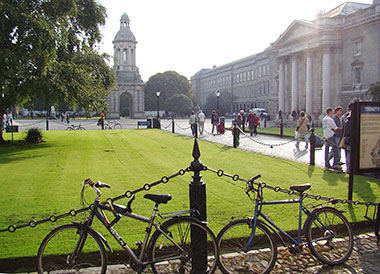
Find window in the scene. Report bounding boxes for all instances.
[354,67,361,85]
[353,38,362,56]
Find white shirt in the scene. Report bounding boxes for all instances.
[322,115,337,139]
[198,112,206,122]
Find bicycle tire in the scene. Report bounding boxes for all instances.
[306,207,353,265]
[113,123,122,129]
[66,127,73,130]
[149,216,218,274]
[37,224,107,274]
[217,219,277,274]
[79,126,86,130]
[105,125,112,130]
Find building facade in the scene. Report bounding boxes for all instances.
[191,1,380,120]
[108,13,145,118]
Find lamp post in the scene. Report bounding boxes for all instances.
[156,91,161,129]
[216,90,220,113]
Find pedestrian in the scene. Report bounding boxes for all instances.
[235,114,243,129]
[291,110,297,121]
[246,110,258,136]
[60,112,64,122]
[6,111,13,126]
[2,113,6,131]
[198,110,206,135]
[189,111,197,136]
[240,110,246,132]
[65,111,70,123]
[342,103,353,172]
[295,111,310,150]
[322,107,341,170]
[331,106,344,166]
[211,110,219,135]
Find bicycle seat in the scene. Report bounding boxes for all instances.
[289,184,311,193]
[144,194,172,204]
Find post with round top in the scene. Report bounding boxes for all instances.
[189,139,207,273]
[172,118,175,133]
[309,128,316,166]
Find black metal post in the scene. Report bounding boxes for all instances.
[280,118,283,138]
[194,123,198,139]
[157,94,160,120]
[233,124,238,148]
[172,119,175,133]
[189,139,207,273]
[264,118,267,128]
[46,118,49,131]
[216,96,219,114]
[309,128,315,166]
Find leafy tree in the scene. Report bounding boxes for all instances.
[165,94,194,117]
[144,71,193,111]
[0,0,115,143]
[368,82,380,102]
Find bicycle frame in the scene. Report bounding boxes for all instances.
[80,195,193,267]
[247,194,333,251]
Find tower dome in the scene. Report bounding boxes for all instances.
[114,12,136,42]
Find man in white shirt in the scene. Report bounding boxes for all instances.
[322,107,341,169]
[198,110,206,135]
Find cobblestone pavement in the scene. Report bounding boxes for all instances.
[82,234,380,273]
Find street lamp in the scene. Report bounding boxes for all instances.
[156,91,161,119]
[216,90,220,113]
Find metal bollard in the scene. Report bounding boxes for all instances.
[46,118,49,131]
[280,118,283,138]
[195,123,198,139]
[264,118,267,128]
[309,128,315,166]
[172,119,175,133]
[189,139,207,273]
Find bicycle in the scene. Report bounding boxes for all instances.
[217,175,354,274]
[66,123,85,130]
[104,120,122,129]
[37,179,218,274]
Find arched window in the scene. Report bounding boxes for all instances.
[123,49,128,64]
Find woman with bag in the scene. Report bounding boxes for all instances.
[295,111,310,150]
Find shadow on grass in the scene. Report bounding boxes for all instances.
[0,141,52,164]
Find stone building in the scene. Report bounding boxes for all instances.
[108,13,145,118]
[191,1,380,120]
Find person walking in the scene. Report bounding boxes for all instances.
[322,107,341,170]
[198,110,206,135]
[235,114,243,129]
[189,111,197,136]
[210,110,219,135]
[246,110,258,136]
[331,106,344,165]
[240,110,246,132]
[295,111,310,150]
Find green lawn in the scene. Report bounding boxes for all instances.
[0,129,379,261]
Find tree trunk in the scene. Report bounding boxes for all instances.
[0,111,6,144]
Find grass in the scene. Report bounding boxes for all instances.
[0,129,379,262]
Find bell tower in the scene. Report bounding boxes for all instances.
[108,13,145,119]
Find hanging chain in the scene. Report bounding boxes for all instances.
[0,168,190,233]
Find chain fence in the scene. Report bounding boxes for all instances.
[0,168,189,234]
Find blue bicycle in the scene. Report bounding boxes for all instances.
[217,175,354,274]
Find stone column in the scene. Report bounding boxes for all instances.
[322,49,331,111]
[278,60,285,113]
[306,52,313,114]
[291,55,298,112]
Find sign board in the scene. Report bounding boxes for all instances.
[6,125,19,133]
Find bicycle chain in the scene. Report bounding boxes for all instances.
[205,165,379,207]
[0,168,190,233]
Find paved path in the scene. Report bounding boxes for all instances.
[160,119,346,172]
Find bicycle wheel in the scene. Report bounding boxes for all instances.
[217,219,277,274]
[306,207,353,265]
[79,126,85,130]
[149,216,218,274]
[66,127,73,130]
[113,123,122,129]
[37,224,107,274]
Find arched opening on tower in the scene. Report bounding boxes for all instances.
[120,92,132,118]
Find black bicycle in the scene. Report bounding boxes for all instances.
[104,120,122,129]
[37,179,218,273]
[217,175,354,274]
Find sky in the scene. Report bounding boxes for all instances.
[97,0,372,82]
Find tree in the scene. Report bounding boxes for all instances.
[144,71,193,112]
[368,82,380,102]
[0,0,115,143]
[165,94,194,117]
